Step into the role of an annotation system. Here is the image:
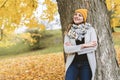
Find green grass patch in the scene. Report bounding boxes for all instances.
[114,28,120,32]
[112,32,120,46]
[0,29,63,58]
[0,41,30,56]
[112,28,120,46]
[39,29,63,53]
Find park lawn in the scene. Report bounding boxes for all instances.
[0,29,64,79]
[0,29,63,59]
[113,35,120,65]
[114,28,120,32]
[112,28,120,65]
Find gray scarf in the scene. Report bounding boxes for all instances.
[68,23,91,41]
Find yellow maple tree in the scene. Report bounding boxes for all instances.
[0,0,39,47]
[40,0,57,22]
[0,0,57,47]
[0,0,38,27]
[106,0,120,27]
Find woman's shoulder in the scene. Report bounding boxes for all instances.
[85,23,92,27]
[86,23,95,30]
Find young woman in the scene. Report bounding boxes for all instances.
[64,9,97,80]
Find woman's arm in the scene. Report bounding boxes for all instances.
[78,27,98,55]
[64,35,83,54]
[64,27,97,54]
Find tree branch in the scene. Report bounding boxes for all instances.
[31,0,35,7]
[0,0,8,8]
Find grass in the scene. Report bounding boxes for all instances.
[114,28,120,32]
[112,28,120,46]
[39,29,63,53]
[112,28,120,65]
[112,32,120,46]
[0,27,120,62]
[0,41,30,56]
[0,29,64,79]
[0,29,63,58]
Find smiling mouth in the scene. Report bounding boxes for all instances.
[74,17,80,20]
[75,17,78,19]
[74,19,80,21]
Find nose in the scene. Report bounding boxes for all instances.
[75,16,79,20]
[75,14,79,17]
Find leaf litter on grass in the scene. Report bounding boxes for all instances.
[0,53,65,80]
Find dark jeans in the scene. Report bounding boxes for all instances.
[65,61,92,80]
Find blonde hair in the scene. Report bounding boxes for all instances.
[64,24,72,35]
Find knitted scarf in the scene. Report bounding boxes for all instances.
[67,23,91,41]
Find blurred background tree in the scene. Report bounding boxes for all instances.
[106,0,120,32]
[0,0,40,47]
[0,0,58,50]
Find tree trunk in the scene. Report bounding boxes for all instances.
[0,29,3,41]
[112,27,115,32]
[56,0,119,80]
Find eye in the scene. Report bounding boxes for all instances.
[79,14,82,17]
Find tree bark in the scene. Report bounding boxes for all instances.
[56,0,119,80]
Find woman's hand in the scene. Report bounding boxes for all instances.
[81,41,97,48]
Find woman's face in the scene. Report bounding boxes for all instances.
[73,12,84,24]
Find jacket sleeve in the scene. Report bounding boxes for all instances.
[64,34,83,54]
[64,27,97,55]
[77,27,98,55]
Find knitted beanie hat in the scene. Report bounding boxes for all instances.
[75,9,88,23]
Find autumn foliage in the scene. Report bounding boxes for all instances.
[0,0,38,26]
[106,0,120,27]
[0,53,65,80]
[0,0,57,48]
